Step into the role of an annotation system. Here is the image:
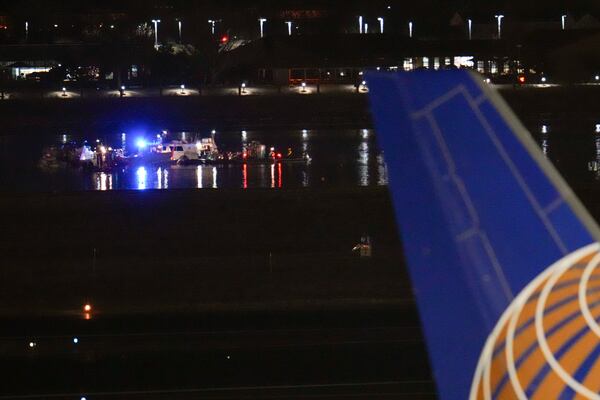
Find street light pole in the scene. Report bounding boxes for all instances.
[286,21,292,36]
[25,21,29,41]
[358,16,363,34]
[378,17,384,34]
[178,20,182,43]
[151,19,161,48]
[208,20,215,35]
[494,15,504,39]
[468,19,472,40]
[259,18,267,38]
[561,14,567,30]
[409,21,413,38]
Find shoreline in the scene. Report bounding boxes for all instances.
[2,86,600,135]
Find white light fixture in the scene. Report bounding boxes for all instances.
[377,17,384,33]
[259,18,267,38]
[494,15,504,39]
[358,16,363,34]
[409,21,413,38]
[208,19,215,35]
[468,19,472,40]
[286,21,292,36]
[561,14,567,30]
[151,19,161,48]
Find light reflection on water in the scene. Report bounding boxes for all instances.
[14,122,600,191]
[136,167,147,190]
[591,135,600,180]
[0,128,390,192]
[358,140,370,187]
[529,122,600,184]
[95,172,112,191]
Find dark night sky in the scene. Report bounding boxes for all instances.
[1,0,600,18]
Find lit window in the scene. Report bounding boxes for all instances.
[454,56,474,69]
[403,58,413,71]
[490,61,498,74]
[477,61,485,73]
[422,57,429,69]
[434,57,440,70]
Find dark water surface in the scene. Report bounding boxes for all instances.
[3,120,600,192]
[0,128,388,192]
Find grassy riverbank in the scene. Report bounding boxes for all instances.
[0,187,411,316]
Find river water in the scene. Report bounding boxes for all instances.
[0,128,388,192]
[3,121,600,192]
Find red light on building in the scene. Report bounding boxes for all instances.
[518,76,526,84]
[221,35,229,44]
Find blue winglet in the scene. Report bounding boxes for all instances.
[367,70,600,400]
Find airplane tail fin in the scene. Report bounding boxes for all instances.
[366,70,600,399]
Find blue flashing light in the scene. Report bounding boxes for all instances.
[136,139,147,149]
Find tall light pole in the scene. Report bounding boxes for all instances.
[285,21,292,36]
[208,19,215,35]
[151,19,161,48]
[25,21,29,41]
[468,19,472,40]
[177,19,182,43]
[364,23,368,33]
[409,21,413,38]
[561,14,567,30]
[494,15,504,39]
[259,18,267,38]
[358,16,363,34]
[378,17,384,33]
